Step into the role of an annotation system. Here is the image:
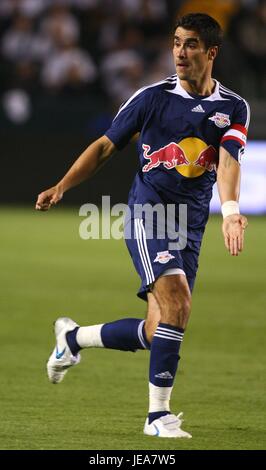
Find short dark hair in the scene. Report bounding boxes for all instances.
[175,13,223,50]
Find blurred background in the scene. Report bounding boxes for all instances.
[0,0,266,209]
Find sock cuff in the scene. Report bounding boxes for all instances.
[138,320,150,350]
[158,322,184,334]
[154,323,184,343]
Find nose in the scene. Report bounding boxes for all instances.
[177,45,186,58]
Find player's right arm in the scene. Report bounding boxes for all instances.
[36,87,149,211]
[36,135,116,211]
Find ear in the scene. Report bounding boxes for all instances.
[208,46,218,61]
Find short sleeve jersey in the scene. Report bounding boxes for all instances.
[105,75,250,233]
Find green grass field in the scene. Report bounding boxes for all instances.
[0,206,265,450]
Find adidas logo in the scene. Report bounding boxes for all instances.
[191,104,205,113]
[155,371,173,379]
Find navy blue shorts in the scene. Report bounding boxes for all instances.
[124,215,202,301]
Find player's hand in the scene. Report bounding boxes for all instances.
[222,214,248,256]
[35,186,63,211]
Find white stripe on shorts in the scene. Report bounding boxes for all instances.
[134,219,155,285]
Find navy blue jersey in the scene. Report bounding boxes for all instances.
[105,75,250,238]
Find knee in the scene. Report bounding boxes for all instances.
[162,292,192,329]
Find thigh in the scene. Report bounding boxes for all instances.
[125,216,185,301]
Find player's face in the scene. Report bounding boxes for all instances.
[173,27,215,82]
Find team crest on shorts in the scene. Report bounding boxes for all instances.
[208,112,231,128]
[154,251,175,264]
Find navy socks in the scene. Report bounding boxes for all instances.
[101,318,150,351]
[66,318,150,355]
[148,323,184,424]
[67,320,184,425]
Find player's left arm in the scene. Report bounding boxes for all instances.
[217,147,247,256]
[217,98,250,256]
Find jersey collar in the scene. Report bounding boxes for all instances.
[167,76,228,101]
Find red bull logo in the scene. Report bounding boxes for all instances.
[142,143,189,172]
[194,145,217,172]
[208,112,231,128]
[142,137,217,178]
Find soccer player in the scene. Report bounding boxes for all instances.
[36,13,250,438]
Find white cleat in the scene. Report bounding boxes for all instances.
[143,412,192,438]
[47,317,81,384]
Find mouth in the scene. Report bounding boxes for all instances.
[177,63,189,69]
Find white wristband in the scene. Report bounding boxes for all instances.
[221,200,240,219]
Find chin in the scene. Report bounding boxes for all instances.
[176,72,189,81]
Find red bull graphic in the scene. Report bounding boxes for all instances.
[194,145,217,172]
[142,137,218,178]
[142,143,190,172]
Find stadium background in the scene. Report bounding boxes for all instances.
[0,0,265,450]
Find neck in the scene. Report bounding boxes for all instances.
[180,76,215,96]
